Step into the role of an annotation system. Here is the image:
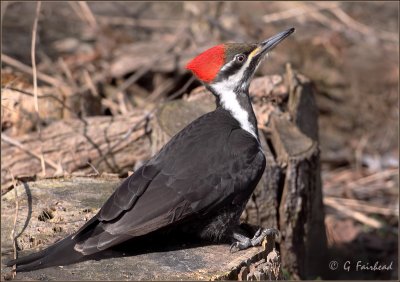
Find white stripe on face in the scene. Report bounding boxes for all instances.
[211,78,257,139]
[210,47,263,139]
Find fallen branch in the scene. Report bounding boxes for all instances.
[262,2,338,24]
[1,53,62,87]
[2,87,87,124]
[1,134,61,172]
[324,196,398,216]
[58,57,79,89]
[1,111,150,190]
[348,168,399,188]
[77,1,98,30]
[31,1,41,113]
[327,4,399,43]
[31,1,47,177]
[324,168,398,190]
[324,197,384,228]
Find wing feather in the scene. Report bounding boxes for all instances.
[74,109,265,255]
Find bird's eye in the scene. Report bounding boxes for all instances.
[236,55,246,62]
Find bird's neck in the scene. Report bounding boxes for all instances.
[208,84,258,139]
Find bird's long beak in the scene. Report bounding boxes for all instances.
[241,28,295,86]
[245,28,295,74]
[257,27,295,56]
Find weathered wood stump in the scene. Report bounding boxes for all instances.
[1,177,280,281]
[154,66,327,279]
[1,67,327,279]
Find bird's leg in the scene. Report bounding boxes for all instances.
[230,229,252,252]
[229,226,279,253]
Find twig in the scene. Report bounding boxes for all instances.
[58,57,79,89]
[349,168,398,188]
[117,91,133,114]
[68,2,86,23]
[101,98,121,116]
[2,53,103,101]
[77,71,107,95]
[307,7,347,33]
[324,196,398,216]
[31,1,41,112]
[86,161,100,176]
[205,15,246,42]
[2,86,87,123]
[95,76,195,167]
[31,1,47,177]
[167,76,196,100]
[1,134,61,171]
[323,167,398,189]
[83,70,99,97]
[78,1,98,30]
[116,27,189,95]
[308,2,399,43]
[262,2,398,43]
[355,135,369,173]
[323,167,357,184]
[109,27,189,114]
[324,197,384,228]
[1,53,62,87]
[327,4,398,43]
[147,78,177,102]
[95,112,153,167]
[9,170,19,278]
[262,2,338,24]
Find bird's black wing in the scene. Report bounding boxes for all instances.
[73,109,265,255]
[7,109,265,271]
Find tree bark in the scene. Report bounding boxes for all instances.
[242,66,327,279]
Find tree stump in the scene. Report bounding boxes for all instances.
[1,69,327,279]
[245,66,327,279]
[155,66,328,279]
[1,176,280,281]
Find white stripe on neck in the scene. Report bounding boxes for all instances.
[211,80,257,139]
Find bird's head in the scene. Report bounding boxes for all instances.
[186,28,295,94]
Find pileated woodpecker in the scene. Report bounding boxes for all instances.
[6,28,295,272]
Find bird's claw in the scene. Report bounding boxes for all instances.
[251,228,280,246]
[230,240,251,253]
[230,227,280,253]
[253,228,262,238]
[253,228,280,240]
[230,242,240,253]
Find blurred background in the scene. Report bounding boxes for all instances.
[1,1,398,279]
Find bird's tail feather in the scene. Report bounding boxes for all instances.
[5,234,83,272]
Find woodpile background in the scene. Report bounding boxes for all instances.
[1,2,398,280]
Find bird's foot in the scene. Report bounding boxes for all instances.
[230,227,279,253]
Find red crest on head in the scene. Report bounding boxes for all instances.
[186,44,225,83]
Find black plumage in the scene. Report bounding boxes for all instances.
[77,108,265,252]
[7,108,264,271]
